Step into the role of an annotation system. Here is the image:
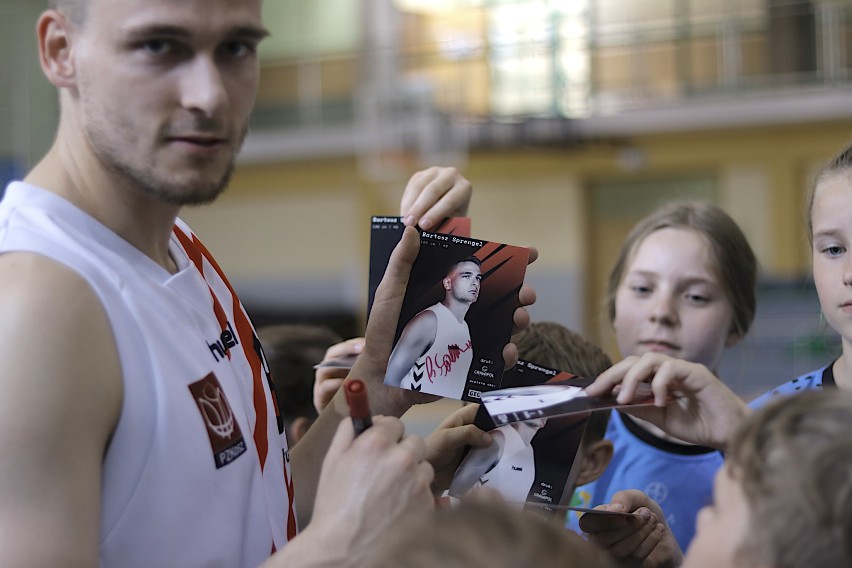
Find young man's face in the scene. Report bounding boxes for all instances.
[445,261,481,304]
[683,465,753,568]
[64,0,267,205]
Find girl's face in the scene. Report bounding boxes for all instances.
[811,174,852,344]
[613,227,739,370]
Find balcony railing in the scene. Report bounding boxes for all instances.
[250,1,852,134]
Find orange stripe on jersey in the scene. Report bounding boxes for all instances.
[172,230,231,356]
[283,458,297,539]
[172,226,271,470]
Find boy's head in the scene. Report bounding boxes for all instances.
[372,499,614,568]
[511,321,613,487]
[257,324,342,444]
[685,390,852,568]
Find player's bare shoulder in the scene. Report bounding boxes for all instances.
[400,308,440,348]
[0,254,121,565]
[0,251,122,437]
[408,307,439,331]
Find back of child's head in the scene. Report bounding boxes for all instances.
[257,324,342,435]
[607,201,757,340]
[512,322,612,445]
[371,499,614,568]
[727,389,852,568]
[808,142,852,243]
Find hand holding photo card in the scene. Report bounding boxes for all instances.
[481,373,664,427]
[562,506,648,519]
[384,232,529,402]
[367,216,471,316]
[448,360,590,515]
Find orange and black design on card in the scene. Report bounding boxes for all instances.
[388,231,530,402]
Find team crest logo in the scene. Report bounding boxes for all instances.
[189,373,247,468]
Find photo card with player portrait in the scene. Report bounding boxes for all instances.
[447,359,589,515]
[481,371,663,426]
[383,230,529,402]
[367,216,471,316]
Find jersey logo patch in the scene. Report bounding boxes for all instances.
[189,373,247,469]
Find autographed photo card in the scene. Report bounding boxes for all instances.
[448,360,588,514]
[481,374,661,426]
[367,216,471,316]
[383,231,529,402]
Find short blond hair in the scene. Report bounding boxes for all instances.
[48,0,87,25]
[371,499,614,568]
[728,390,852,568]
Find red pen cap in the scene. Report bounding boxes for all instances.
[345,379,372,435]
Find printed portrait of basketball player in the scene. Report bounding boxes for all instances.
[385,256,481,400]
[448,418,547,505]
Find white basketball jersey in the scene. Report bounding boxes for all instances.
[0,183,296,567]
[400,302,473,399]
[477,426,536,504]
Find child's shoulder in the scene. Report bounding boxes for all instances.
[748,364,832,409]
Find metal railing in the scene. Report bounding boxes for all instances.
[251,1,852,137]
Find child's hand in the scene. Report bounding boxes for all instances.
[313,338,364,413]
[579,489,683,568]
[585,353,748,451]
[400,166,471,230]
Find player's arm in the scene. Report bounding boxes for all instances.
[383,310,437,388]
[264,416,434,568]
[289,228,422,526]
[291,228,532,526]
[0,253,122,567]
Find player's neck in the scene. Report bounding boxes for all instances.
[27,140,180,273]
[442,298,470,322]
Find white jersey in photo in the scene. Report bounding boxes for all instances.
[476,426,535,504]
[400,302,473,399]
